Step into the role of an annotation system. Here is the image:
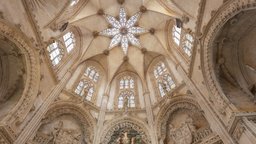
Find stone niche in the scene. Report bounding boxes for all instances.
[33,115,88,144]
[164,108,211,144]
[0,38,25,120]
[213,9,256,111]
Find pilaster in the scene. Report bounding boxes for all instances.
[93,95,108,144]
[144,92,158,144]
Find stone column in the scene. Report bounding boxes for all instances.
[14,70,72,144]
[93,95,108,144]
[177,65,236,144]
[143,92,158,144]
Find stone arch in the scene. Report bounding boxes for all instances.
[37,101,96,143]
[201,0,256,115]
[0,19,40,127]
[100,117,151,144]
[156,95,210,143]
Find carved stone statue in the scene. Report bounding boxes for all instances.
[51,121,82,144]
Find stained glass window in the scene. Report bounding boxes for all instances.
[100,7,147,55]
[183,34,194,56]
[63,32,75,53]
[118,91,135,108]
[74,80,94,100]
[154,62,176,97]
[85,66,99,82]
[118,76,136,108]
[74,66,100,102]
[172,25,181,46]
[119,76,134,89]
[47,41,63,66]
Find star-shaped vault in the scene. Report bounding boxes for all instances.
[100,7,147,55]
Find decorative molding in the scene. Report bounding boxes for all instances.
[100,117,151,144]
[40,101,96,143]
[0,19,40,133]
[155,95,202,139]
[0,125,15,144]
[201,0,256,122]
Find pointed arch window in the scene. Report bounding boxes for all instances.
[74,66,100,101]
[118,91,135,108]
[63,32,75,53]
[154,62,176,97]
[47,41,63,66]
[172,25,181,46]
[85,66,100,82]
[118,76,136,109]
[182,34,194,56]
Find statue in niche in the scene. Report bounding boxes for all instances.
[83,88,89,101]
[123,95,129,112]
[168,117,195,144]
[50,120,82,144]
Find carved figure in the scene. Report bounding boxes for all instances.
[51,121,81,144]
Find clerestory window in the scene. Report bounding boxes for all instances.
[154,62,176,97]
[172,25,181,46]
[63,32,75,53]
[47,41,63,66]
[118,76,136,109]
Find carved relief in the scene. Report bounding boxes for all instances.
[101,118,151,144]
[156,97,212,144]
[32,102,95,144]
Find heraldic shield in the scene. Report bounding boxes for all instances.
[169,123,193,144]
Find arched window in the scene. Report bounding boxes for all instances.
[118,76,136,109]
[74,66,100,101]
[182,34,194,56]
[63,32,75,53]
[172,25,181,46]
[154,62,176,97]
[85,66,99,82]
[47,41,63,66]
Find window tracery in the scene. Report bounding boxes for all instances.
[47,41,63,66]
[117,75,136,109]
[153,62,176,97]
[63,32,75,53]
[74,66,100,102]
[172,25,181,46]
[47,30,78,68]
[182,34,194,57]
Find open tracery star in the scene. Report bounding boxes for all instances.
[100,7,147,55]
